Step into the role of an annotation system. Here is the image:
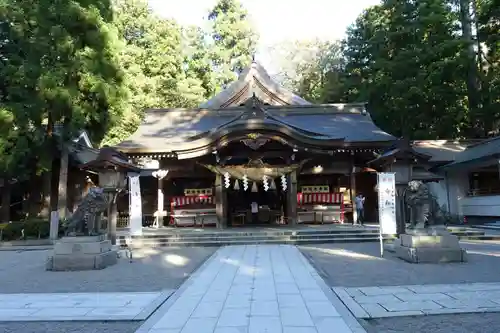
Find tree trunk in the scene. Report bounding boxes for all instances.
[459,0,481,135]
[1,179,11,223]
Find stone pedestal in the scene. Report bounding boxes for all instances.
[393,226,467,263]
[46,235,117,271]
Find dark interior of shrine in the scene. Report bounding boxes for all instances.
[226,182,286,226]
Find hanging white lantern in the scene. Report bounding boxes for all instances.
[251,182,258,192]
[262,175,269,191]
[224,172,230,189]
[242,174,249,191]
[234,179,240,190]
[270,178,276,190]
[281,174,287,191]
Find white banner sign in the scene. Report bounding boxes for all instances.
[128,174,143,236]
[377,172,397,235]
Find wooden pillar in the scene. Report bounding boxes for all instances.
[286,171,298,225]
[107,192,118,245]
[350,167,357,224]
[152,170,168,228]
[215,174,227,229]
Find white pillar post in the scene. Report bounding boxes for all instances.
[128,173,143,236]
[152,169,169,228]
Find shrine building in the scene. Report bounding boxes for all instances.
[113,62,439,234]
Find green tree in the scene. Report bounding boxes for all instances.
[0,0,127,216]
[342,0,469,139]
[476,0,500,135]
[105,0,206,144]
[207,0,259,91]
[182,25,216,99]
[263,39,347,103]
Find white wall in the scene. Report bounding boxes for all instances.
[459,195,500,217]
[444,170,500,217]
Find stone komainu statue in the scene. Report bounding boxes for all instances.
[405,180,445,229]
[65,187,108,236]
[405,180,431,229]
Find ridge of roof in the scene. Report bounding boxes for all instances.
[465,135,500,149]
[143,102,370,115]
[199,61,311,108]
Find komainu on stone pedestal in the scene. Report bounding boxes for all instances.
[47,187,117,271]
[64,187,108,236]
[392,181,467,264]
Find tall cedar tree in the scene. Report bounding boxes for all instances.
[0,0,127,217]
[342,0,469,139]
[207,0,258,91]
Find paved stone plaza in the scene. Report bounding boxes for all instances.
[334,283,500,318]
[0,291,173,321]
[136,245,365,333]
[0,247,216,293]
[1,242,500,332]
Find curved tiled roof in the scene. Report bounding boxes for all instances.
[115,63,395,155]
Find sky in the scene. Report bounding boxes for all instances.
[148,0,380,72]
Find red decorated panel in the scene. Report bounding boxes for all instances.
[297,193,343,205]
[171,195,214,206]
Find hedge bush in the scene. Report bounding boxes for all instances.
[0,218,53,241]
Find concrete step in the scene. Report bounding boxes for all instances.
[129,229,380,239]
[120,232,381,243]
[119,236,396,248]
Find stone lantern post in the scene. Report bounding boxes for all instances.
[99,168,127,245]
[80,147,140,245]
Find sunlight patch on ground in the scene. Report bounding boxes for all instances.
[163,254,190,266]
[304,246,382,260]
[220,257,261,275]
[467,250,500,258]
[132,247,161,259]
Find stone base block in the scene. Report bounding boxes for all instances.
[54,239,112,255]
[394,243,467,264]
[46,250,117,271]
[47,236,117,271]
[400,233,460,248]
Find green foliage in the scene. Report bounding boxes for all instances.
[103,0,209,145]
[0,219,51,241]
[0,0,127,177]
[265,39,347,103]
[207,0,259,91]
[342,0,470,139]
[476,0,500,136]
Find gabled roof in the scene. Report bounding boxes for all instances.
[441,136,500,169]
[369,139,431,165]
[411,140,471,163]
[115,98,395,155]
[199,62,311,108]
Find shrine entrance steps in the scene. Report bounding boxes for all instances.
[117,225,491,248]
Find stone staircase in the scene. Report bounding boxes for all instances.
[117,225,499,248]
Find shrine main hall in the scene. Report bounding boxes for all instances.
[113,62,442,234]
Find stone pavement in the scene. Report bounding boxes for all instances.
[334,282,500,318]
[0,290,173,321]
[136,244,366,333]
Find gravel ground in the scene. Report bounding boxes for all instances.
[0,321,142,333]
[0,246,217,293]
[360,313,500,333]
[300,241,500,287]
